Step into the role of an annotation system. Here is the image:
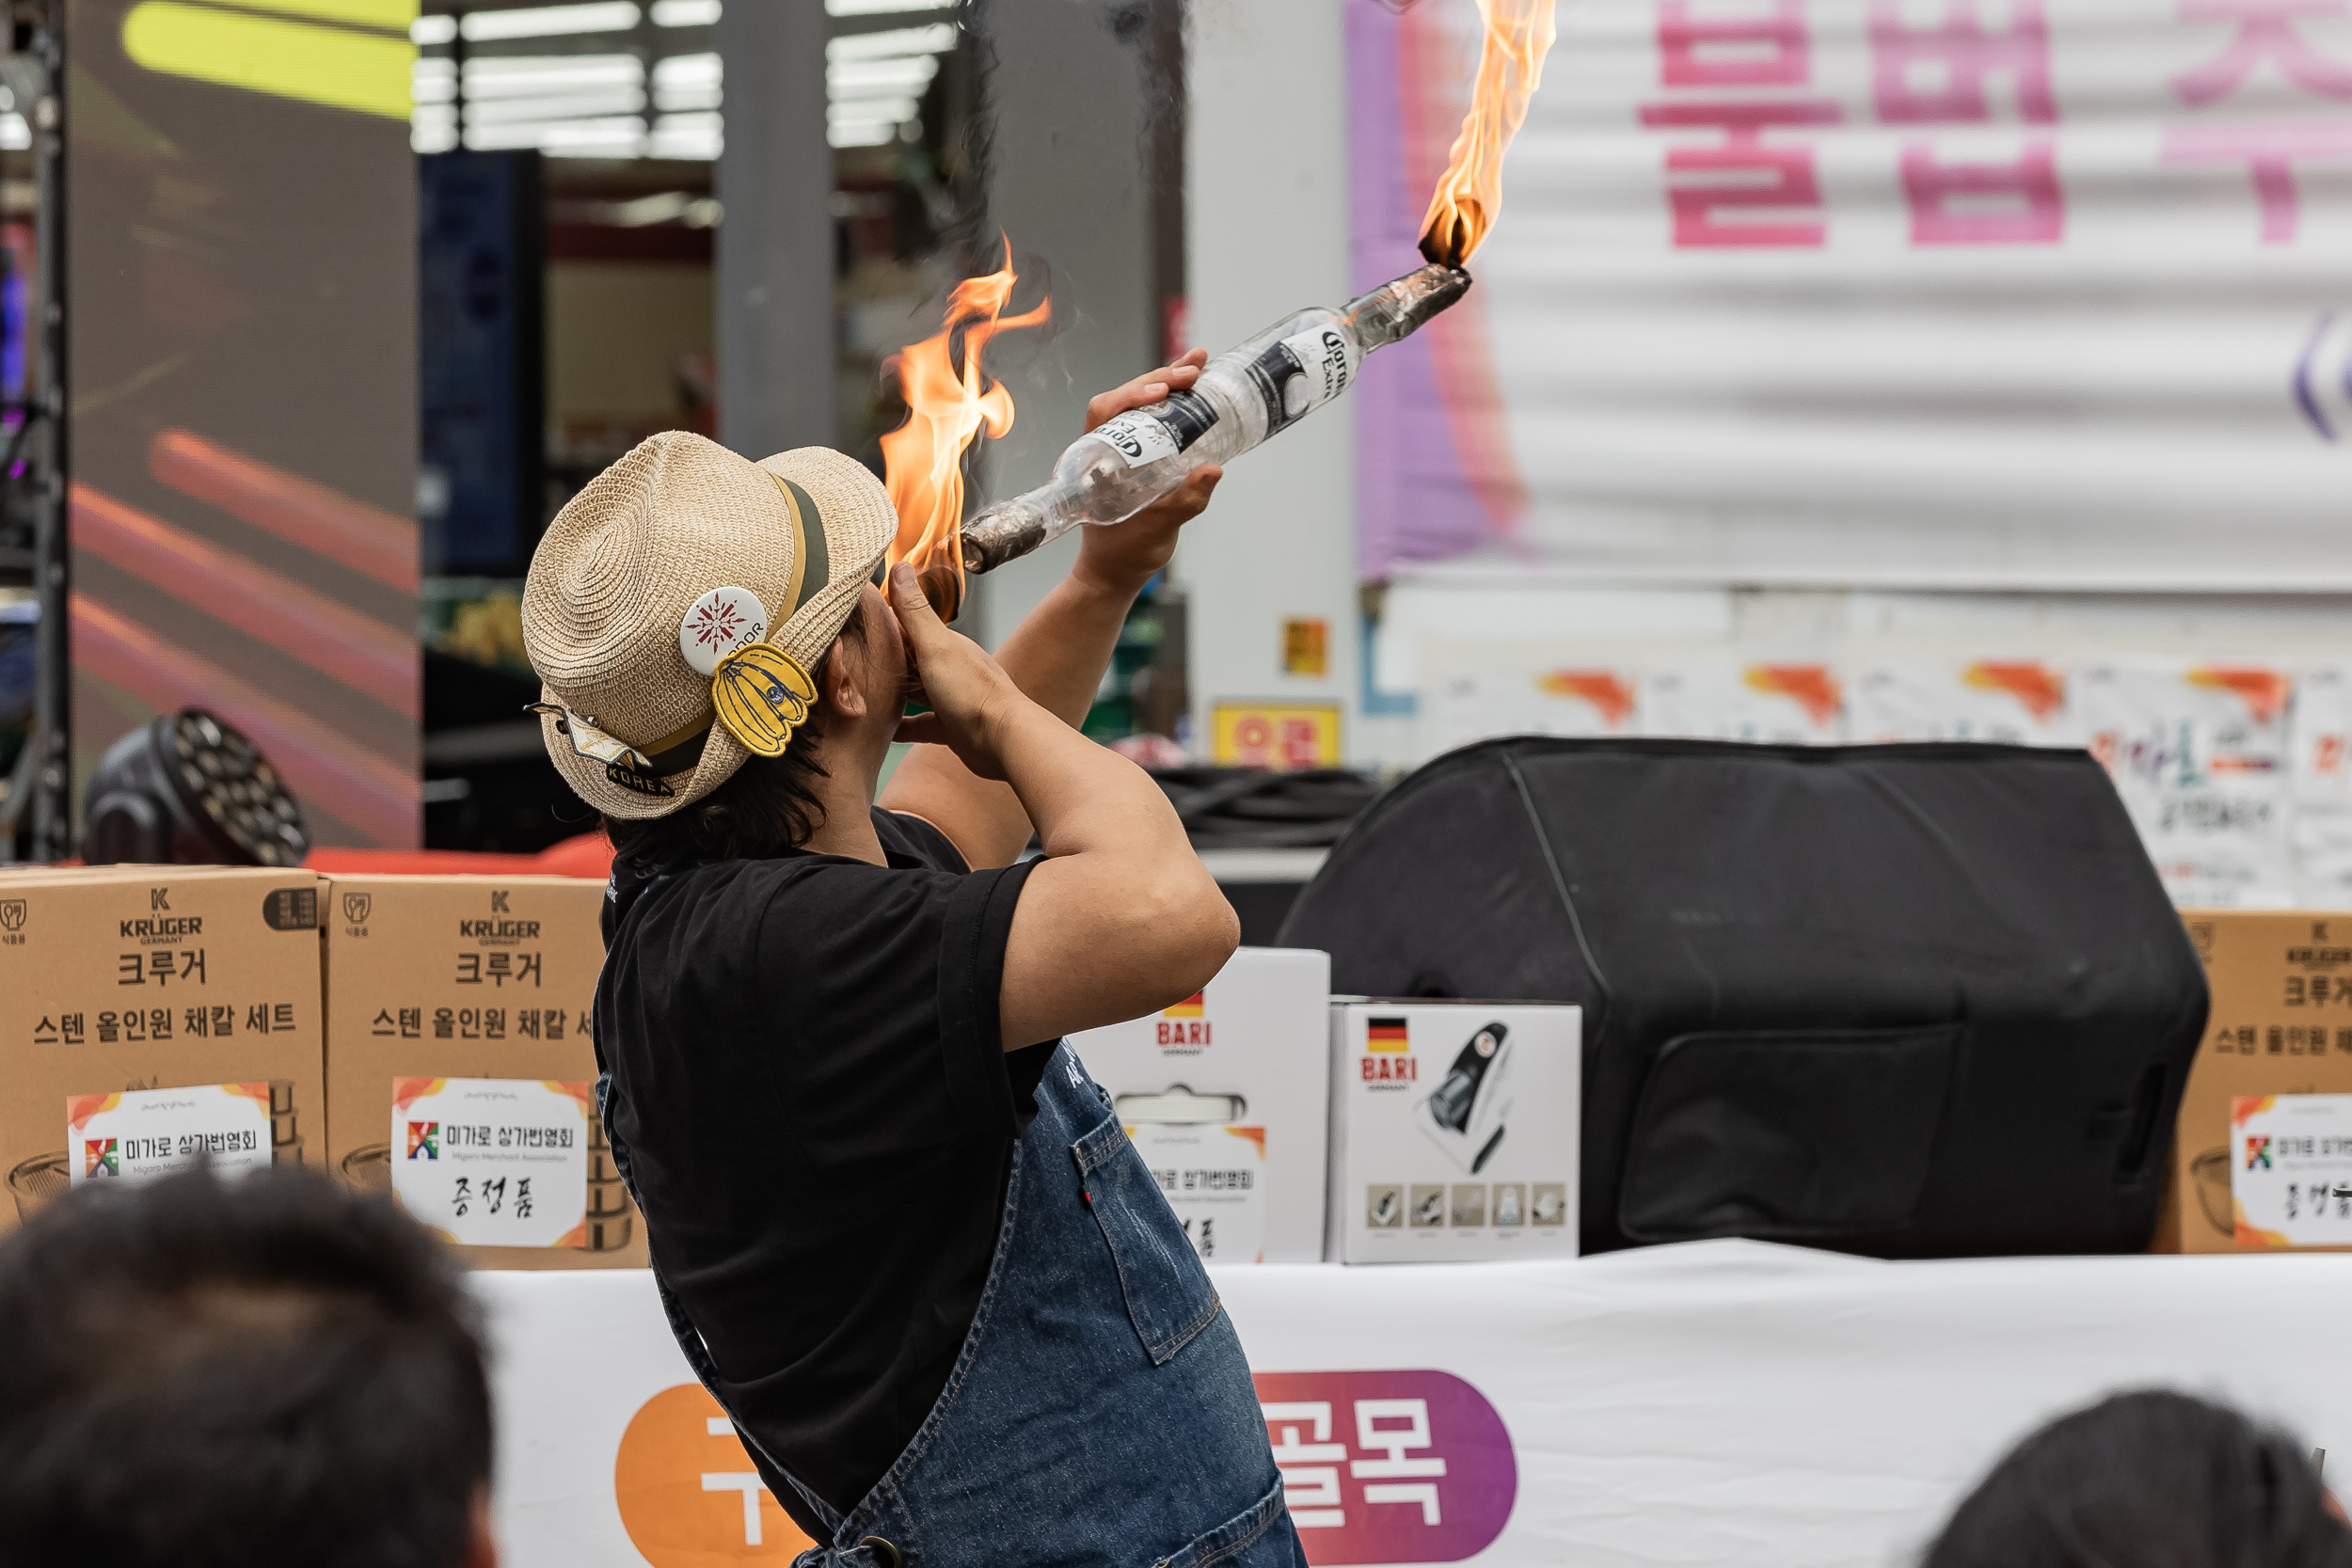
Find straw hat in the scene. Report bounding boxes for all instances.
[519,431,896,819]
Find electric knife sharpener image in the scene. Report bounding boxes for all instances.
[1414,1022,1515,1174]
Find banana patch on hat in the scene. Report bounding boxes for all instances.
[519,432,897,819]
[676,583,821,758]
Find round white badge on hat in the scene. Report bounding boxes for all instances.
[679,586,770,676]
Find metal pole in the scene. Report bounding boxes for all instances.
[452,6,467,150]
[715,0,834,456]
[27,0,66,862]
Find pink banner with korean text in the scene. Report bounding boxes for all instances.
[1347,0,2352,589]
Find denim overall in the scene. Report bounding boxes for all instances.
[602,1043,1307,1568]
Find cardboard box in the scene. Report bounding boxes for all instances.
[1327,1000,1581,1263]
[2157,909,2352,1252]
[321,874,644,1269]
[1068,946,1330,1263]
[0,866,326,1233]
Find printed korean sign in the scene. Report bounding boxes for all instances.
[2074,661,2293,906]
[1212,703,1343,771]
[68,1083,276,1186]
[390,1077,590,1248]
[2230,1092,2352,1245]
[1642,663,1845,744]
[1348,0,2352,587]
[612,1384,810,1564]
[1256,1370,1517,1565]
[1128,1122,1268,1263]
[1848,660,2070,744]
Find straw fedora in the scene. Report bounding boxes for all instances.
[519,431,896,819]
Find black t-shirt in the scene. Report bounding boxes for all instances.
[595,808,1052,1525]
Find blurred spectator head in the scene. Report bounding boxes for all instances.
[0,1168,494,1568]
[1927,1389,2351,1568]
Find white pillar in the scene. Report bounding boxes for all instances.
[1181,0,1360,760]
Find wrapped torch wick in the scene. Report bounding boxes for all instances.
[946,261,1472,597]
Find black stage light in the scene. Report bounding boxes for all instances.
[84,709,309,866]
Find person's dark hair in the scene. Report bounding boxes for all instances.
[1925,1389,2352,1568]
[602,608,869,869]
[0,1168,492,1568]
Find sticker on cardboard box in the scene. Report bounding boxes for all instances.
[1128,1122,1266,1264]
[2230,1093,2352,1247]
[69,1083,275,1186]
[391,1077,590,1248]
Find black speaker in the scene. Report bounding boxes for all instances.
[84,710,308,867]
[1280,737,2209,1259]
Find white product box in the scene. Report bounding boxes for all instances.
[2074,660,2294,907]
[1643,663,1844,745]
[1847,660,2071,746]
[1067,946,1331,1263]
[1327,1000,1581,1264]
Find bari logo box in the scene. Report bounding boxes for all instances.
[1327,1001,1581,1264]
[322,875,644,1269]
[0,867,325,1233]
[1068,947,1330,1263]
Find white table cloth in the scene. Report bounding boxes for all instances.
[477,1241,2349,1568]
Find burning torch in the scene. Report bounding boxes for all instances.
[954,263,1472,589]
[888,0,1555,621]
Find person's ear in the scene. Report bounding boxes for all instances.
[819,639,868,722]
[459,1486,498,1568]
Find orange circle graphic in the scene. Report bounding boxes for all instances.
[613,1384,815,1567]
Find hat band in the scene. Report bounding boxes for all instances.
[771,473,830,622]
[530,703,713,787]
[641,715,714,776]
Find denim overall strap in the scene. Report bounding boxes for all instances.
[603,1050,1305,1568]
[815,1045,1304,1568]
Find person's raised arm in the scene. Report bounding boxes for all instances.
[880,350,1222,870]
[886,563,1238,1046]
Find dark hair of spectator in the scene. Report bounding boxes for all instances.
[602,606,871,868]
[0,1168,492,1568]
[1925,1388,2352,1568]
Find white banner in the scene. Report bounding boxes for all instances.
[478,1243,2352,1568]
[1354,0,2352,587]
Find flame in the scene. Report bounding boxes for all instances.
[880,238,1051,610]
[1418,0,1558,268]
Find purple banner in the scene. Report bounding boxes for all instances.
[1345,3,1528,581]
[1256,1368,1518,1564]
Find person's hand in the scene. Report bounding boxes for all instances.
[887,562,1026,781]
[1072,348,1225,598]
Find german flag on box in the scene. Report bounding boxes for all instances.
[1367,1016,1409,1052]
[1164,992,1205,1019]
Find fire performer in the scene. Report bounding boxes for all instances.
[518,358,1308,1568]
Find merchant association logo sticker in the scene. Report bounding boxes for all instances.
[85,1138,119,1177]
[407,1121,439,1161]
[1258,1370,1515,1565]
[2247,1134,2273,1170]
